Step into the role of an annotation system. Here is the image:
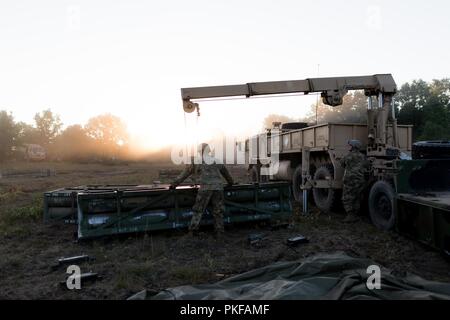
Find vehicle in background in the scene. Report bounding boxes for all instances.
[12,144,47,161]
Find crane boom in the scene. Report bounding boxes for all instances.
[180,73,400,156]
[181,74,397,113]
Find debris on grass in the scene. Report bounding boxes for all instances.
[60,272,102,289]
[287,235,309,247]
[51,255,94,271]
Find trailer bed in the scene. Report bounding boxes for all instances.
[397,192,450,255]
[398,193,450,211]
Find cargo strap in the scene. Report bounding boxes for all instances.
[224,200,278,216]
[97,191,175,230]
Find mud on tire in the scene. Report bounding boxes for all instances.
[368,180,396,231]
[292,166,303,203]
[312,164,341,213]
[249,166,269,183]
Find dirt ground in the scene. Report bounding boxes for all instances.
[0,161,449,299]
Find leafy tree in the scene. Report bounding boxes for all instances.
[53,125,95,160]
[34,109,63,145]
[419,95,450,140]
[15,121,41,145]
[304,91,368,124]
[429,79,450,107]
[85,114,129,158]
[0,111,17,161]
[395,80,430,139]
[396,79,450,140]
[424,79,450,140]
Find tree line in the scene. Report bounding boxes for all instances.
[1,78,448,162]
[263,78,450,141]
[0,109,130,162]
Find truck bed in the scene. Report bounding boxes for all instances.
[276,123,413,153]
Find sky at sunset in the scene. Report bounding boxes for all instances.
[1,0,449,150]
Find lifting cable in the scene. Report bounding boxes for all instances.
[182,108,202,163]
[183,111,189,164]
[192,92,321,103]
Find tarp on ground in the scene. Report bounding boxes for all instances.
[129,252,450,300]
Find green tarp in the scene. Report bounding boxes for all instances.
[129,252,450,300]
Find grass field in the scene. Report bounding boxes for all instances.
[0,161,449,299]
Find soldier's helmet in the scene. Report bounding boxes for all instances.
[348,140,362,150]
[198,143,213,164]
[199,143,210,154]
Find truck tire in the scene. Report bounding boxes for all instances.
[368,180,396,231]
[312,164,340,213]
[260,171,269,183]
[249,166,269,183]
[412,141,450,160]
[292,166,303,203]
[250,166,259,183]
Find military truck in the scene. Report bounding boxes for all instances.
[181,74,450,254]
[245,122,412,211]
[12,144,46,161]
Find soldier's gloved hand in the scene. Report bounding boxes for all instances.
[227,181,234,187]
[169,184,177,190]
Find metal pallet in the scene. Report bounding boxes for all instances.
[44,183,292,240]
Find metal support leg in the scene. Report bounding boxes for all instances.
[301,147,311,215]
[302,190,308,214]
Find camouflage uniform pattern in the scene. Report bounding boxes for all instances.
[339,150,369,215]
[172,158,234,232]
[190,189,225,232]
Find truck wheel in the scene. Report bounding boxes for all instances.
[250,166,259,183]
[312,165,340,213]
[260,171,269,183]
[249,166,269,183]
[292,166,303,203]
[368,181,396,231]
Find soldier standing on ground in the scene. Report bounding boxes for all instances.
[339,140,369,223]
[170,143,234,238]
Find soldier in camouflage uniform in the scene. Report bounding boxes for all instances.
[170,143,234,237]
[339,140,369,223]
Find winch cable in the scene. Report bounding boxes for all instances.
[182,108,201,162]
[195,109,200,157]
[183,110,189,164]
[191,92,321,103]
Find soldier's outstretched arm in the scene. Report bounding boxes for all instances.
[171,164,194,187]
[220,165,234,185]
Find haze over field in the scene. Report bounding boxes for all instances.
[1,0,450,150]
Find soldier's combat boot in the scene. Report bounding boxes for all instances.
[343,212,360,223]
[187,228,201,238]
[214,229,224,242]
